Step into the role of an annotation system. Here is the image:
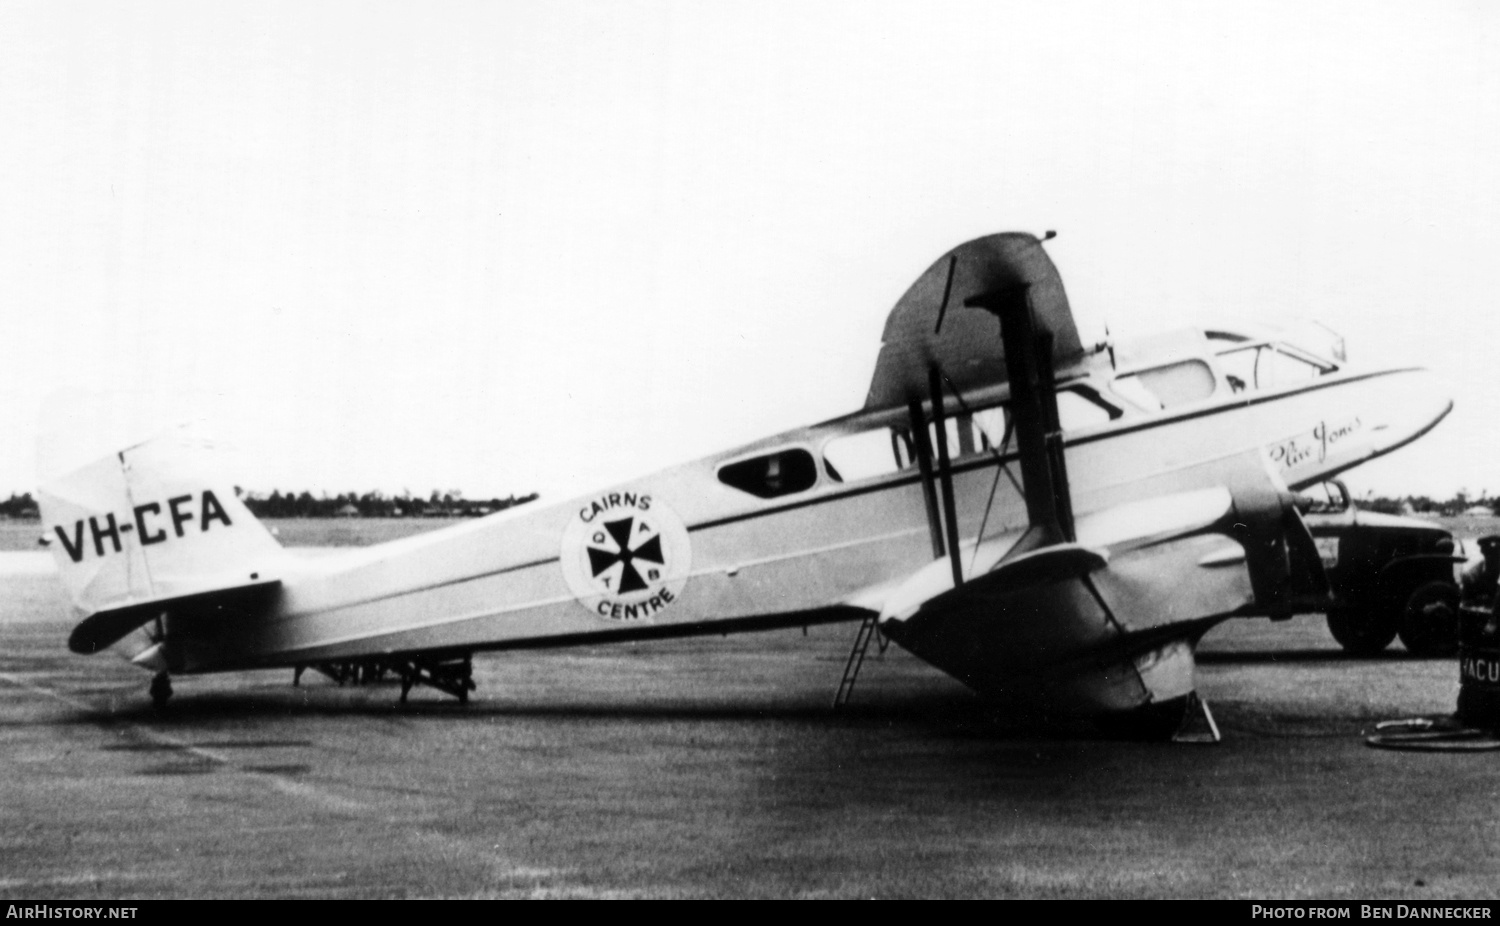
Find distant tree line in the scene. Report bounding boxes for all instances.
[0,489,537,520]
[239,489,539,519]
[1360,489,1498,517]
[0,493,38,518]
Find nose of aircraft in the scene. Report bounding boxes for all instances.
[1361,366,1453,458]
[1279,366,1452,488]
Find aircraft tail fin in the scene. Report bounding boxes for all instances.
[37,430,288,654]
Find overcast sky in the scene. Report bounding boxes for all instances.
[3,1,1498,502]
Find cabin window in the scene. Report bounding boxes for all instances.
[825,390,1123,486]
[1218,346,1332,392]
[1112,360,1216,411]
[1216,348,1260,392]
[925,406,1011,462]
[1264,348,1327,386]
[912,392,1117,468]
[970,406,1010,447]
[718,448,819,498]
[822,428,914,482]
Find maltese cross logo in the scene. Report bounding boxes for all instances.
[587,517,665,594]
[560,490,691,621]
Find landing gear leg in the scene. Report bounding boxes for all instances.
[149,672,173,710]
[396,653,476,704]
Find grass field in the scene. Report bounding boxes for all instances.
[0,520,43,551]
[4,516,1498,897]
[1435,514,1500,550]
[2,550,1494,898]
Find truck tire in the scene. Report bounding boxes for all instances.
[1396,580,1460,657]
[1327,606,1397,656]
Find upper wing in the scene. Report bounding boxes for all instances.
[863,232,1086,411]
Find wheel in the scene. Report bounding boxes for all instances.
[1397,581,1460,657]
[1327,606,1396,656]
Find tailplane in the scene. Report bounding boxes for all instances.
[38,430,287,654]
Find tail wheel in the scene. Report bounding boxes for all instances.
[1327,606,1396,656]
[1397,581,1460,657]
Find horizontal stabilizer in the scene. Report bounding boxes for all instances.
[68,578,281,655]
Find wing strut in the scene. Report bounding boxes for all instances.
[966,283,1076,547]
[907,399,947,559]
[929,364,965,589]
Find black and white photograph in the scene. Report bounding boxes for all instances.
[3,0,1500,902]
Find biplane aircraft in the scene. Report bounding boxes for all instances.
[39,232,1452,737]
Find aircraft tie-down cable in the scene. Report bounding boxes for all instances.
[940,371,1021,576]
[1363,716,1500,752]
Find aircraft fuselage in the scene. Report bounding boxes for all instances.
[137,347,1447,677]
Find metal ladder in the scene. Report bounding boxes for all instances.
[833,615,886,709]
